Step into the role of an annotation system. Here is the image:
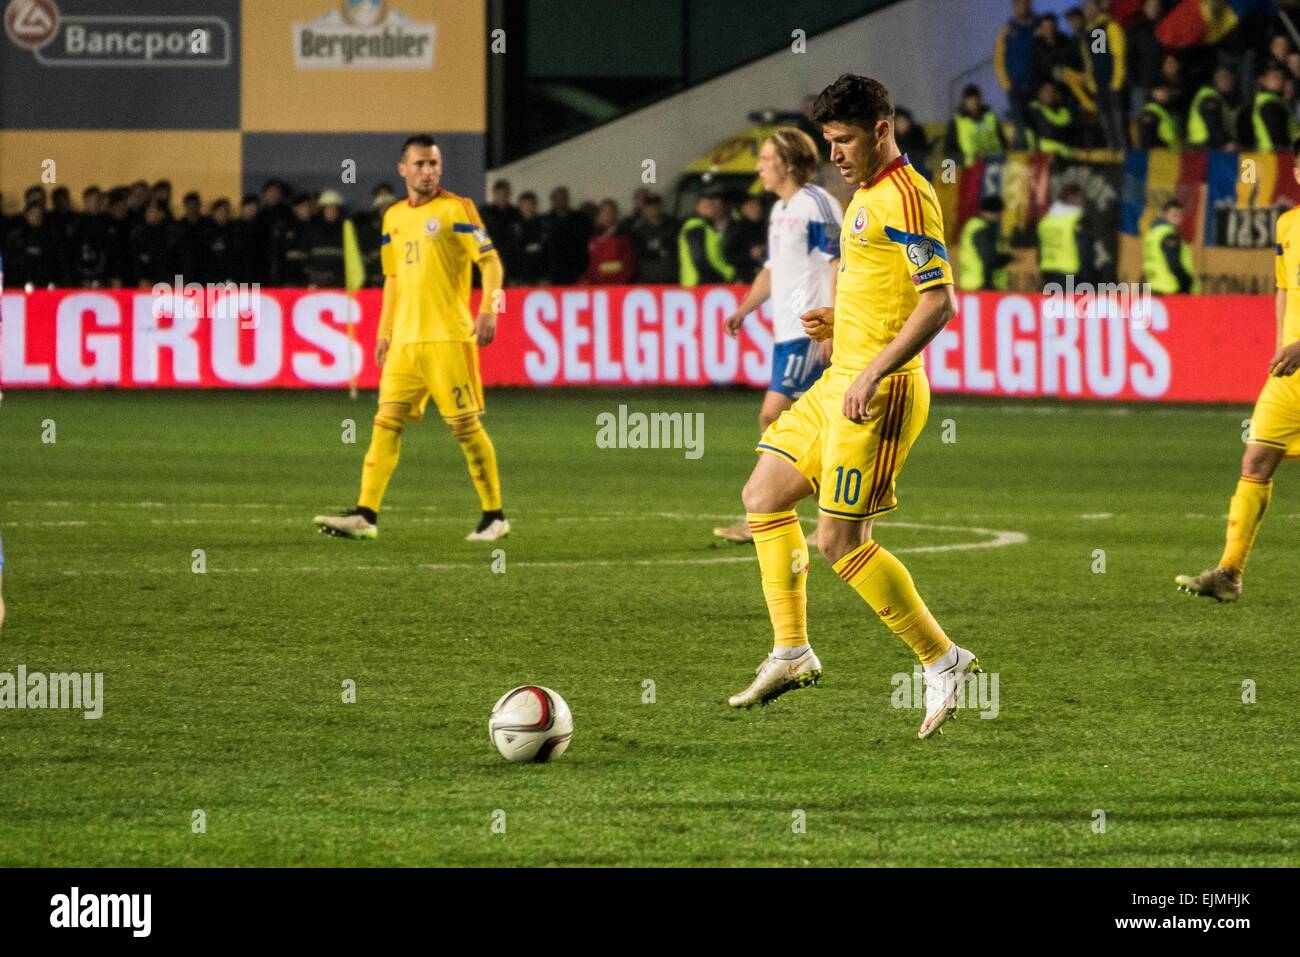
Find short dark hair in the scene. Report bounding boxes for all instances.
[211,198,231,212]
[183,191,201,205]
[400,133,437,157]
[811,74,894,129]
[241,193,259,206]
[518,190,537,203]
[492,178,511,192]
[1163,199,1183,212]
[1061,183,1086,202]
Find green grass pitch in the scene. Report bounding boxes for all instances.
[1,388,1297,866]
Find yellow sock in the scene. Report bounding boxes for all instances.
[451,418,502,511]
[1219,475,1272,575]
[747,511,809,648]
[833,541,953,665]
[358,413,404,513]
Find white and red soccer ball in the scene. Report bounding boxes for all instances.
[488,685,573,763]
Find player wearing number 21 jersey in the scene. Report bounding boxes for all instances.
[314,134,509,543]
[1177,143,1300,602]
[728,74,981,739]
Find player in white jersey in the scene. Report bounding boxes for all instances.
[714,128,842,544]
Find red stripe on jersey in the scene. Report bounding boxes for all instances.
[887,172,915,233]
[865,154,909,189]
[893,169,923,238]
[870,376,909,514]
[865,380,903,514]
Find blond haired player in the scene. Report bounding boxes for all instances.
[728,75,981,739]
[314,135,508,542]
[713,127,841,545]
[1176,143,1300,600]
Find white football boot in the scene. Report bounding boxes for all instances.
[1175,566,1242,603]
[917,644,981,739]
[466,517,510,542]
[728,648,823,708]
[313,510,377,540]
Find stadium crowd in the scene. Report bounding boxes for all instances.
[0,177,760,292]
[8,0,1300,294]
[965,0,1300,158]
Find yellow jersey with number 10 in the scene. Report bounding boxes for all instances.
[380,190,496,345]
[1274,205,1300,347]
[834,154,953,374]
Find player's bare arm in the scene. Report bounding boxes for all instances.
[724,267,772,336]
[1270,287,1300,375]
[476,253,504,346]
[842,285,956,423]
[374,275,398,368]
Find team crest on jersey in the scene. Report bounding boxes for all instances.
[906,238,937,268]
[852,207,868,233]
[425,218,441,237]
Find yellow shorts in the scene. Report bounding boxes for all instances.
[379,340,485,424]
[757,367,930,521]
[1248,373,1300,459]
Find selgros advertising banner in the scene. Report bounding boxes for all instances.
[0,286,1279,403]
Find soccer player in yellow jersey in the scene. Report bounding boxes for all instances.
[1176,144,1300,601]
[727,75,981,739]
[314,135,508,542]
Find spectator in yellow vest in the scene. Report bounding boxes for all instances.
[1187,66,1240,152]
[1142,199,1199,295]
[1252,65,1298,151]
[944,84,1007,167]
[1037,183,1090,288]
[1136,83,1182,149]
[1027,81,1077,155]
[959,197,1013,292]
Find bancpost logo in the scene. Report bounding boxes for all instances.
[294,0,436,70]
[3,0,231,67]
[3,0,57,50]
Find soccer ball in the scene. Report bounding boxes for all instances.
[489,685,573,763]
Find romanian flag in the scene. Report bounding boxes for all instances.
[953,153,1051,241]
[1120,148,1205,241]
[1205,151,1300,244]
[1156,0,1239,49]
